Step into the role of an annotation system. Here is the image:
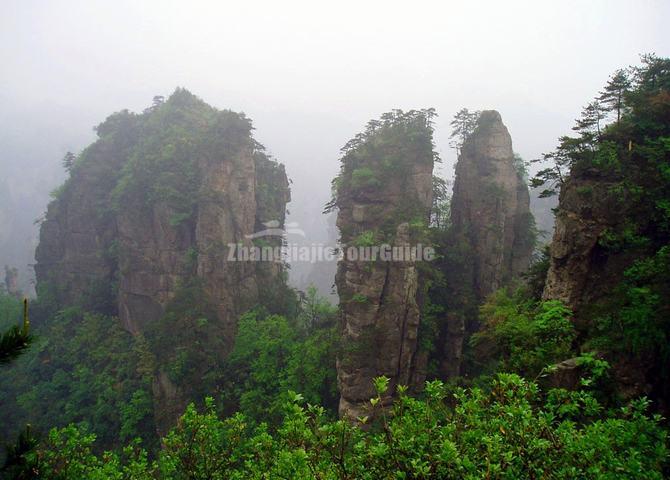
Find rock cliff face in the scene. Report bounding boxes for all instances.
[35,125,130,312]
[542,172,628,312]
[443,110,534,377]
[333,110,435,419]
[451,110,534,300]
[540,60,670,409]
[35,89,290,433]
[115,132,287,341]
[541,171,650,400]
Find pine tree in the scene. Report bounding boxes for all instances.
[449,108,480,154]
[573,101,607,137]
[152,95,165,108]
[61,151,76,174]
[598,69,631,123]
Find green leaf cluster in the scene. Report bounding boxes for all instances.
[28,374,668,479]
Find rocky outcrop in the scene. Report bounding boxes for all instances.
[333,110,435,420]
[442,111,534,378]
[35,125,131,311]
[115,134,288,342]
[541,170,654,398]
[451,110,534,300]
[35,89,290,433]
[542,172,629,313]
[541,168,659,404]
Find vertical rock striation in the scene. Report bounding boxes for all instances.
[541,173,625,313]
[35,89,290,433]
[451,110,534,300]
[540,171,650,400]
[444,110,534,377]
[333,110,435,419]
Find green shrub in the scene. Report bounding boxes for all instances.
[350,167,380,190]
[32,374,668,479]
[352,230,376,247]
[472,289,576,377]
[351,293,369,304]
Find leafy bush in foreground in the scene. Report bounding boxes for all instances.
[30,374,668,479]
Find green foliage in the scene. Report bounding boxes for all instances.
[350,167,380,190]
[325,108,438,216]
[449,107,481,153]
[158,399,258,479]
[36,426,151,480]
[421,225,478,378]
[598,223,649,252]
[111,92,209,224]
[0,425,39,479]
[61,151,76,174]
[351,293,368,304]
[145,279,223,394]
[0,307,155,451]
[532,54,670,203]
[220,299,338,425]
[0,291,21,329]
[224,312,298,422]
[472,289,576,377]
[527,55,670,406]
[352,230,375,247]
[598,68,632,122]
[372,375,390,396]
[28,374,668,479]
[48,183,68,200]
[0,323,32,366]
[588,246,670,360]
[254,270,302,319]
[430,175,451,230]
[0,296,37,480]
[86,88,257,233]
[136,280,315,432]
[298,285,336,330]
[0,295,31,366]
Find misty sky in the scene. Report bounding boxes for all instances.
[1,0,669,288]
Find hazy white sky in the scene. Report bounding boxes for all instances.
[1,0,669,286]
[2,1,668,163]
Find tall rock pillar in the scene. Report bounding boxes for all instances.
[333,110,435,419]
[451,110,533,299]
[445,110,534,376]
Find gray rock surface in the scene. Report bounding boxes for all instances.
[451,110,534,299]
[334,113,435,420]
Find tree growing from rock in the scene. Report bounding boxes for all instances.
[449,108,480,154]
[61,151,76,174]
[598,68,631,123]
